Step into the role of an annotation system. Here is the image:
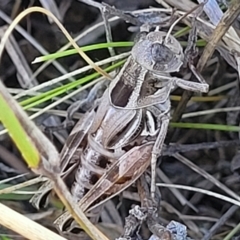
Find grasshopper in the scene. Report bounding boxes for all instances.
[31,26,208,236]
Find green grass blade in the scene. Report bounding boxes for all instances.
[33,42,133,63]
[0,183,34,200]
[0,236,12,240]
[0,91,40,168]
[20,60,125,109]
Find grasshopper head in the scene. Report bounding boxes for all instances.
[132,31,183,73]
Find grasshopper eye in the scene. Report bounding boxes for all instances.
[151,43,173,64]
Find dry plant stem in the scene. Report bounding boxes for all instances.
[172,0,240,122]
[51,174,109,240]
[0,203,67,240]
[0,7,111,79]
[197,0,240,72]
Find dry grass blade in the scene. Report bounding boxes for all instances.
[169,0,240,123]
[174,153,240,202]
[31,15,119,78]
[0,173,28,184]
[182,106,240,118]
[0,176,47,195]
[0,9,73,80]
[0,203,67,240]
[39,0,62,23]
[156,183,240,207]
[0,27,37,88]
[0,7,111,80]
[157,168,197,211]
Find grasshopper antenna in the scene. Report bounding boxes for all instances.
[164,0,208,44]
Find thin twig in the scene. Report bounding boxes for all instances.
[197,0,240,72]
